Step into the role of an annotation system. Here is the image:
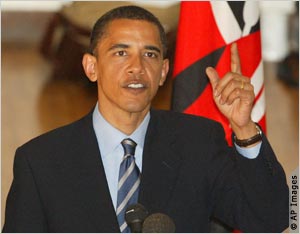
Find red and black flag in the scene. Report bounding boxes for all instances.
[172,1,266,145]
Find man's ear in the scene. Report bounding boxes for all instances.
[159,59,169,86]
[82,53,97,82]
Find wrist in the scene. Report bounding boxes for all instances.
[233,123,263,147]
[231,121,257,139]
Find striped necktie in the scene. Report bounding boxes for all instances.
[117,138,141,233]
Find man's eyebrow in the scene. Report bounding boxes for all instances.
[145,45,161,54]
[108,44,161,54]
[108,44,129,51]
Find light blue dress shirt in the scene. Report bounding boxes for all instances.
[92,104,149,210]
[92,104,262,210]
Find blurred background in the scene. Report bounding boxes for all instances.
[1,1,299,229]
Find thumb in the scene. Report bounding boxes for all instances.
[206,67,220,90]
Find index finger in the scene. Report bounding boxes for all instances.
[231,42,241,74]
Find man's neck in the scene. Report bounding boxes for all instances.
[97,104,150,135]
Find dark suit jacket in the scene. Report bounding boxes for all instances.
[3,109,289,233]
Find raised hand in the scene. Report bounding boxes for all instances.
[206,43,257,140]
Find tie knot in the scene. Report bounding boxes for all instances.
[121,138,137,156]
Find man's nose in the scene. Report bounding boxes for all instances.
[127,55,144,75]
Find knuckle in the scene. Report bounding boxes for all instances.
[229,80,236,89]
[247,91,255,102]
[235,88,241,96]
[227,72,235,80]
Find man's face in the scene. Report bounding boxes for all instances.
[93,19,169,117]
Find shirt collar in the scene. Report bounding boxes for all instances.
[92,103,150,157]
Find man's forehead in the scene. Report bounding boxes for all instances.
[105,18,159,32]
[94,18,164,56]
[101,19,161,42]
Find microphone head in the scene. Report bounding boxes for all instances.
[125,203,148,233]
[142,213,176,233]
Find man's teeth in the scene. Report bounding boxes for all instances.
[128,84,144,88]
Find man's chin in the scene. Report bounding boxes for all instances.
[123,103,151,115]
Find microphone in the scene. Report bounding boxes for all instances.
[142,213,176,233]
[125,203,148,233]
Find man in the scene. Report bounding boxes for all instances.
[3,5,288,233]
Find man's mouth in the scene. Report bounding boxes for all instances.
[127,83,145,89]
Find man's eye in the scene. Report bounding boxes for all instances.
[116,51,127,56]
[145,52,157,58]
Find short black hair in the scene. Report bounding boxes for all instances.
[89,5,168,58]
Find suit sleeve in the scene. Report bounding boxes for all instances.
[2,148,48,232]
[209,124,289,233]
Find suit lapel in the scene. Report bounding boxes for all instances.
[69,110,182,230]
[139,110,182,214]
[70,112,120,232]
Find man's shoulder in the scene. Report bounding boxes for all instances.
[151,109,221,128]
[17,111,94,154]
[150,109,225,138]
[149,109,226,149]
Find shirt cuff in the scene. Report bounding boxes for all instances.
[234,141,262,159]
